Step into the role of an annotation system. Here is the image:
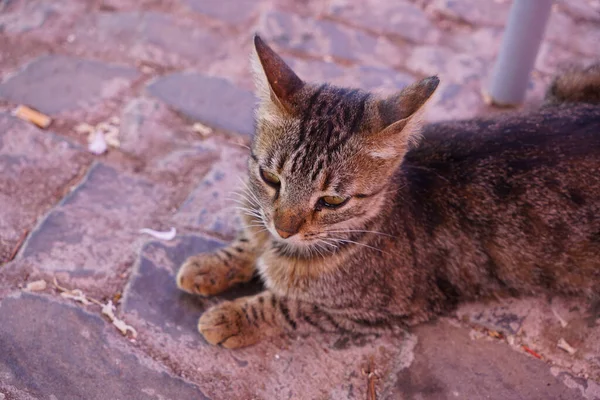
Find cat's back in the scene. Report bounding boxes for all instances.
[398,104,600,295]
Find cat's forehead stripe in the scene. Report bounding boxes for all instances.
[288,88,369,179]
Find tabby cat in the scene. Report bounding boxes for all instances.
[176,35,600,349]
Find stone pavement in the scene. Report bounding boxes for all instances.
[0,0,599,398]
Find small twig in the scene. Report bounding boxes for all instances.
[362,356,378,400]
[52,277,103,306]
[522,345,543,359]
[8,229,29,262]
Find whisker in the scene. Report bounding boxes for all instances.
[324,229,396,238]
[325,237,388,254]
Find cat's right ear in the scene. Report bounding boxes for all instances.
[366,76,439,160]
[251,35,305,116]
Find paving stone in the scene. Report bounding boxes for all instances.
[446,26,504,60]
[0,292,209,399]
[258,10,406,68]
[123,235,263,344]
[147,73,256,137]
[457,297,600,383]
[74,11,226,67]
[536,41,598,76]
[0,1,54,34]
[173,143,248,239]
[117,96,221,181]
[0,113,90,265]
[18,163,173,294]
[406,45,488,84]
[387,320,585,399]
[545,10,600,59]
[428,0,511,27]
[0,55,139,115]
[182,0,258,24]
[285,56,416,95]
[121,234,415,399]
[424,81,487,122]
[328,0,441,44]
[555,0,600,23]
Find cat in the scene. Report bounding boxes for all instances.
[176,35,600,349]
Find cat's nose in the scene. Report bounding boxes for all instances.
[275,227,296,239]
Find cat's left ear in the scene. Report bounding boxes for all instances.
[251,35,305,115]
[367,76,439,159]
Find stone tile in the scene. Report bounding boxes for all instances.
[173,143,248,239]
[328,0,441,44]
[387,320,585,399]
[123,234,263,344]
[535,41,598,76]
[0,1,54,34]
[148,73,256,137]
[555,0,600,23]
[445,26,504,61]
[457,297,600,382]
[406,45,488,84]
[0,113,90,264]
[257,10,406,68]
[74,11,226,67]
[285,56,416,95]
[121,234,415,399]
[0,292,210,399]
[117,96,221,183]
[425,81,487,122]
[545,10,600,59]
[182,0,259,24]
[18,163,174,294]
[0,55,139,115]
[428,0,511,27]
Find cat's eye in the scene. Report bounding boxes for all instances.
[319,195,348,209]
[260,168,280,187]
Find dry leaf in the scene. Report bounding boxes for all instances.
[102,301,137,337]
[25,280,47,291]
[557,338,577,355]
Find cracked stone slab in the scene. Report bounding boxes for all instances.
[18,163,173,295]
[173,142,249,239]
[457,297,600,383]
[328,0,441,44]
[257,10,406,68]
[74,11,226,67]
[0,292,209,399]
[0,55,139,115]
[0,113,90,264]
[147,73,256,137]
[388,320,585,399]
[121,234,416,399]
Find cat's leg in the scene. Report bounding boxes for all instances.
[176,229,266,296]
[198,291,396,348]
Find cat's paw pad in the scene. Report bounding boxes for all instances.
[176,254,228,296]
[198,302,259,349]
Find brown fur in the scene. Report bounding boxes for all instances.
[176,36,600,348]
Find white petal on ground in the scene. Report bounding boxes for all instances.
[88,130,108,155]
[139,227,177,241]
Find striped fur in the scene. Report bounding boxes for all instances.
[176,37,600,348]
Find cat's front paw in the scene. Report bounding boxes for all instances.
[198,301,260,348]
[176,254,230,296]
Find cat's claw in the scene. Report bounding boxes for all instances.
[198,302,260,349]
